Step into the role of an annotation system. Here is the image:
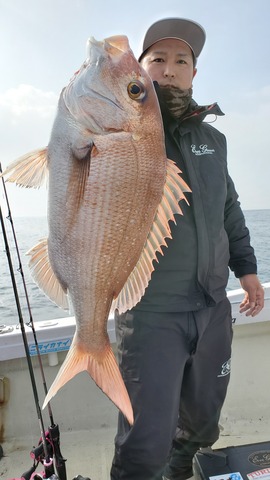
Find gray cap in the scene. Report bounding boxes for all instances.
[138,18,206,62]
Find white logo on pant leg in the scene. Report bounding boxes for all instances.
[191,144,215,156]
[218,358,231,377]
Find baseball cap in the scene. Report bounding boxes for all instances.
[138,18,206,63]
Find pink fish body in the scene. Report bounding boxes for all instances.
[2,35,190,424]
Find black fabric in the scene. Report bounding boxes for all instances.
[163,439,201,480]
[133,93,257,313]
[111,91,256,479]
[110,298,233,479]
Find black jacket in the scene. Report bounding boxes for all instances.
[134,94,257,312]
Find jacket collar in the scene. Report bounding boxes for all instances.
[153,82,224,134]
[183,99,225,122]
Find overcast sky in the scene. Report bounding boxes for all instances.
[0,0,269,216]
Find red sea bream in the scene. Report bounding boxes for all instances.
[2,35,190,425]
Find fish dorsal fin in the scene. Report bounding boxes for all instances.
[26,238,69,310]
[1,147,48,188]
[110,159,190,314]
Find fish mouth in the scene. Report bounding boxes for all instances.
[83,36,127,111]
[64,35,132,132]
[64,36,125,122]
[86,35,130,58]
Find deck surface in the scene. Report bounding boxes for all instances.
[2,429,270,480]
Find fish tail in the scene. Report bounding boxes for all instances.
[42,337,134,425]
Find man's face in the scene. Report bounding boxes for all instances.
[140,38,197,90]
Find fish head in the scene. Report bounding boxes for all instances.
[63,35,162,136]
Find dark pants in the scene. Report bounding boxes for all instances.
[111,298,233,480]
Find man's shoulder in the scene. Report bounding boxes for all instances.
[199,120,226,140]
[184,100,226,140]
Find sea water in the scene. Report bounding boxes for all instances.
[0,211,269,327]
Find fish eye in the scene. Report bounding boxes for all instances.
[127,81,146,101]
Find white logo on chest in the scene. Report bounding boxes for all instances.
[191,144,215,156]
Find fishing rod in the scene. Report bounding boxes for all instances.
[1,166,92,480]
[0,163,66,480]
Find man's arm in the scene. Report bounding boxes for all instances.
[224,174,264,316]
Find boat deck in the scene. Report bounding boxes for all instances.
[1,286,270,479]
[2,429,270,479]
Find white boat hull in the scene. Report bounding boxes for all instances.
[1,283,270,478]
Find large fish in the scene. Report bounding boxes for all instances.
[2,35,190,425]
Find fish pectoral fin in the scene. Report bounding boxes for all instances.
[67,141,98,217]
[26,238,69,311]
[43,337,134,426]
[111,158,191,314]
[71,140,94,161]
[1,147,48,188]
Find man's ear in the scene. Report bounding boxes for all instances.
[193,68,197,79]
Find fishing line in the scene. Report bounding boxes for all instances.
[0,178,52,477]
[0,163,66,479]
[0,162,55,423]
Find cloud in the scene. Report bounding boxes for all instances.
[0,84,58,166]
[0,83,58,119]
[1,82,269,215]
[0,84,58,217]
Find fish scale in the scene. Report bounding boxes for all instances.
[1,34,191,425]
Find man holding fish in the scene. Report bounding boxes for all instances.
[2,14,264,480]
[110,17,265,480]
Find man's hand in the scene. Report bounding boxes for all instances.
[239,274,264,317]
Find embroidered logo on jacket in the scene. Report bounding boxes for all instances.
[191,144,215,156]
[217,358,231,377]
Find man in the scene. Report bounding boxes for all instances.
[110,18,264,480]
